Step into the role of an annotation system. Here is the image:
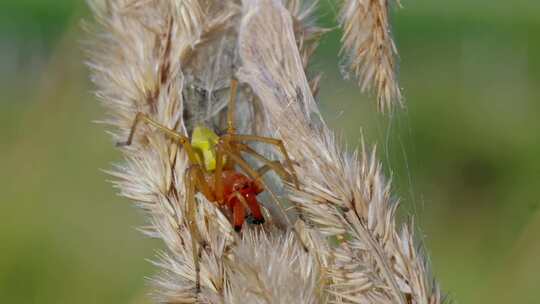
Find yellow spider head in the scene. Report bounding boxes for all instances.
[191,126,220,171]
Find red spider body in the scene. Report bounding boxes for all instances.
[206,170,265,231]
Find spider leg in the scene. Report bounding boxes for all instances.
[255,164,276,180]
[218,145,261,182]
[214,144,225,203]
[235,190,265,225]
[117,112,200,164]
[191,165,216,203]
[236,143,292,184]
[227,134,299,189]
[185,166,202,295]
[184,163,224,296]
[233,191,264,228]
[226,78,239,134]
[230,192,249,231]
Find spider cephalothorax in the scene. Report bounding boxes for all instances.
[118,79,298,292]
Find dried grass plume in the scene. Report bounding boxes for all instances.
[86,0,442,303]
[339,0,403,111]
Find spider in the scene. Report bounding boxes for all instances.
[117,79,299,292]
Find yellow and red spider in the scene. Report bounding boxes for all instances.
[118,79,299,291]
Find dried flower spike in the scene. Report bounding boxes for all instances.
[340,0,403,112]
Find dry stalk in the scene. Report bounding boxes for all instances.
[86,0,442,303]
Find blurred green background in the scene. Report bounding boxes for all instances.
[1,1,538,303]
